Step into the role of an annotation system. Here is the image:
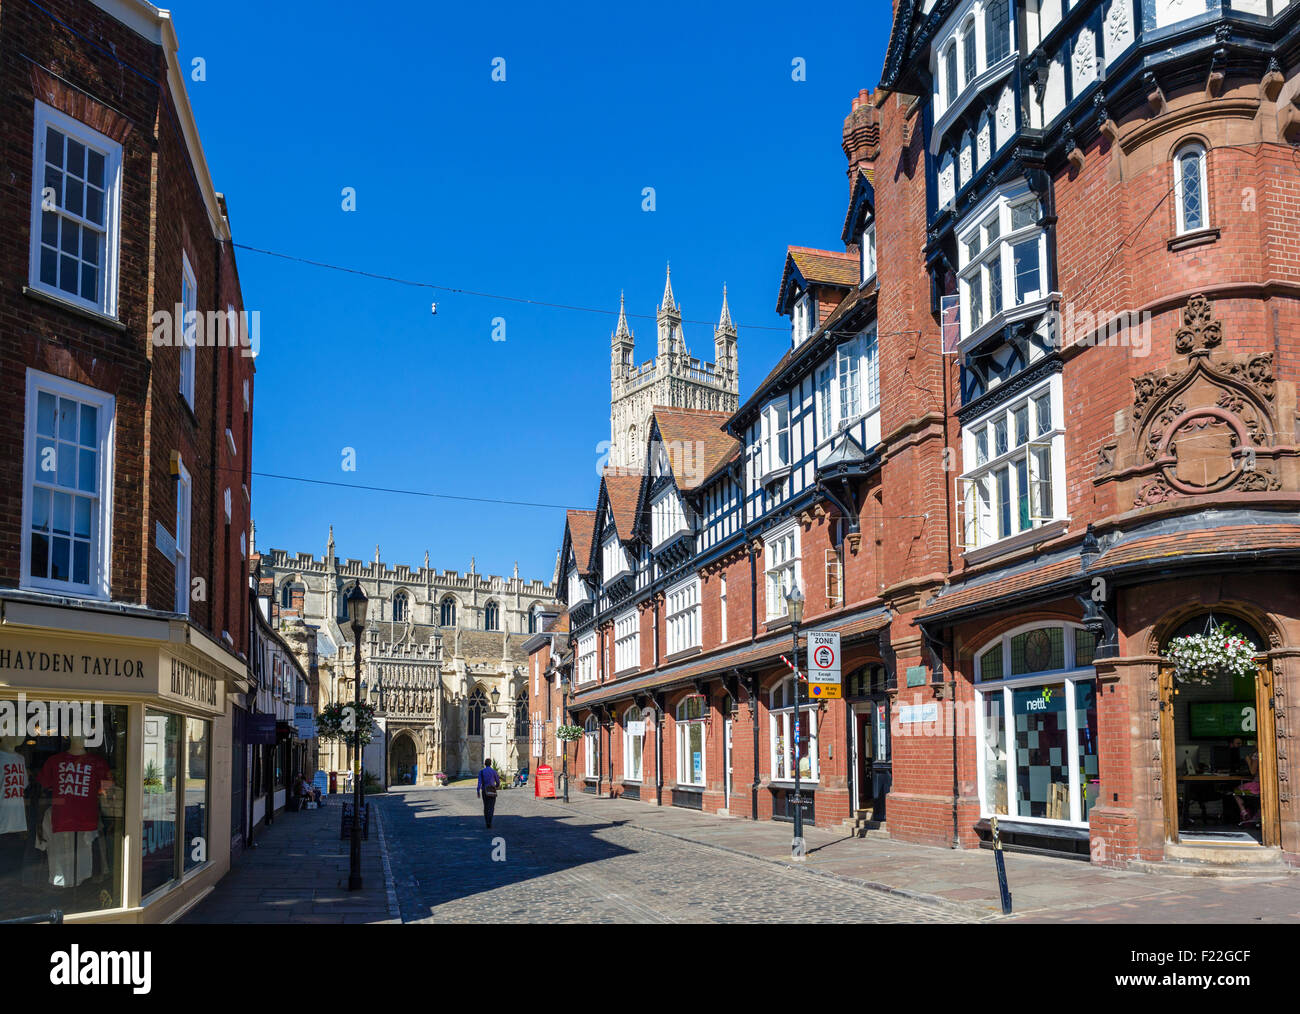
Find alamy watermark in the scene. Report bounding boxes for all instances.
[0,694,105,747]
[150,306,260,359]
[1045,302,1152,358]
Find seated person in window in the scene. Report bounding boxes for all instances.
[1234,751,1261,827]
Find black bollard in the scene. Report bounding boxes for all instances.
[991,815,1013,915]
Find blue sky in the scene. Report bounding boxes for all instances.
[175,0,893,582]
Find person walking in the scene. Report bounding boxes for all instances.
[477,758,500,829]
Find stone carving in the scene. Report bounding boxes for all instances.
[1098,295,1296,505]
[1106,1,1129,47]
[1074,28,1097,84]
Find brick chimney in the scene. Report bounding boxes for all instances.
[842,88,881,181]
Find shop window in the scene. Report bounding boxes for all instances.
[973,623,1099,825]
[676,696,707,787]
[141,711,180,896]
[584,716,600,778]
[183,718,209,874]
[624,706,644,781]
[769,676,819,783]
[1,701,127,919]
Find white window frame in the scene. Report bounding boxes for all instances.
[719,573,728,643]
[1173,142,1209,236]
[675,696,707,787]
[175,457,192,615]
[584,715,599,778]
[860,222,877,284]
[792,291,813,346]
[21,369,115,600]
[567,565,588,605]
[28,102,123,318]
[602,532,630,580]
[760,399,791,480]
[623,705,644,781]
[665,575,701,655]
[651,488,689,548]
[179,251,197,408]
[764,520,801,621]
[577,633,597,684]
[957,182,1048,344]
[973,622,1097,827]
[816,327,880,444]
[934,0,1016,120]
[614,608,639,674]
[958,374,1066,551]
[769,676,820,784]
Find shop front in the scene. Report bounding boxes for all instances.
[0,604,242,923]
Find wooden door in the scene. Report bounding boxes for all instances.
[1256,662,1282,848]
[1158,665,1179,844]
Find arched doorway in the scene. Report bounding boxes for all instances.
[390,732,418,786]
[1156,610,1281,847]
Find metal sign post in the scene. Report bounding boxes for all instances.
[991,815,1013,915]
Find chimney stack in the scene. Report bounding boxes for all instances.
[842,88,881,180]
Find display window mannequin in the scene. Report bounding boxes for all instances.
[36,735,110,889]
[0,735,29,874]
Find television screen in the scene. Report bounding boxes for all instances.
[1188,701,1256,739]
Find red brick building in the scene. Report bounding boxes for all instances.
[0,0,255,920]
[552,0,1300,873]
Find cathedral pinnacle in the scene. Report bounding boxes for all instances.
[614,290,632,341]
[717,285,735,335]
[660,263,676,314]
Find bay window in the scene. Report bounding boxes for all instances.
[760,399,790,478]
[975,623,1099,824]
[614,609,639,673]
[22,370,114,598]
[764,521,800,620]
[769,676,819,782]
[651,489,688,547]
[935,0,1016,117]
[29,103,122,317]
[665,576,701,655]
[959,377,1065,550]
[958,185,1048,342]
[675,696,707,787]
[577,633,597,684]
[567,567,588,605]
[816,327,880,443]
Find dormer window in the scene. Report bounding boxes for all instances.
[792,292,813,346]
[860,223,877,283]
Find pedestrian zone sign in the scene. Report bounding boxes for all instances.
[808,631,841,686]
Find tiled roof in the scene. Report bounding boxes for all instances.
[789,247,858,287]
[570,607,890,709]
[916,557,1084,622]
[566,509,596,576]
[1095,524,1300,571]
[603,471,642,540]
[651,407,741,491]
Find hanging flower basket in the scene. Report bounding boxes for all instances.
[1166,621,1258,687]
[556,725,583,742]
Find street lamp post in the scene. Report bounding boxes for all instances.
[786,584,806,858]
[560,671,571,803]
[346,584,368,892]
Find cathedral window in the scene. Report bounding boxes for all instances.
[484,600,500,631]
[280,581,293,609]
[515,690,529,737]
[440,595,457,627]
[468,686,487,737]
[393,591,409,622]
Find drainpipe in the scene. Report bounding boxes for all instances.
[749,674,759,821]
[654,692,664,806]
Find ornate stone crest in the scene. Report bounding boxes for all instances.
[1095,295,1294,504]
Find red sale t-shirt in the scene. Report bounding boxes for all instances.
[38,752,110,833]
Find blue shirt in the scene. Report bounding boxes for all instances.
[477,767,499,795]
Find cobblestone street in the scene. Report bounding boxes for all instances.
[381,787,965,923]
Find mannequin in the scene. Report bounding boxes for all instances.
[36,736,108,889]
[0,735,29,875]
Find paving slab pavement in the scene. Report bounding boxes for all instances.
[542,791,1299,922]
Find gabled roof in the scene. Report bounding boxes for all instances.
[881,0,958,93]
[649,407,741,493]
[776,246,858,314]
[841,168,877,247]
[563,509,597,576]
